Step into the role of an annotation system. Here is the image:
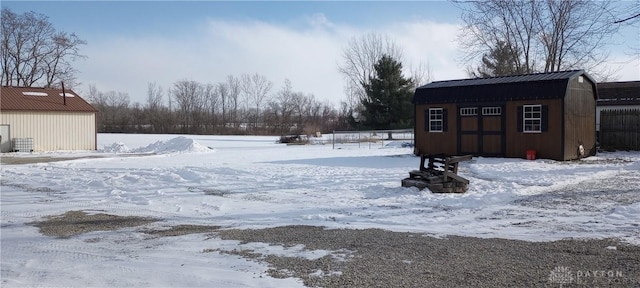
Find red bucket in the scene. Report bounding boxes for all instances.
[526,150,536,160]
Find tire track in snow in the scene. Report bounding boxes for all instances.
[2,236,154,287]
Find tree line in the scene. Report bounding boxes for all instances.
[3,2,635,136]
[86,76,353,135]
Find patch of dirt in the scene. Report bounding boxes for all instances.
[143,225,221,237]
[0,153,153,165]
[0,155,105,165]
[29,210,159,238]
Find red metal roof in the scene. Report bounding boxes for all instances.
[0,86,98,113]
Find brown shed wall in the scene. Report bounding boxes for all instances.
[505,99,564,160]
[417,100,567,160]
[564,78,596,159]
[414,103,457,155]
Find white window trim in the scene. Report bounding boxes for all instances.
[523,104,542,133]
[460,107,477,116]
[429,108,443,132]
[482,107,501,116]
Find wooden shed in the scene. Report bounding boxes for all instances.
[0,86,98,152]
[412,70,597,161]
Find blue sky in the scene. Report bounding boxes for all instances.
[4,1,460,32]
[3,1,639,105]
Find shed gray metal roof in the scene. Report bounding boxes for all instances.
[414,70,596,104]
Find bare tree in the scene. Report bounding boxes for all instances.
[129,102,145,132]
[614,1,640,24]
[146,82,164,111]
[338,33,404,106]
[86,84,108,131]
[172,79,205,133]
[86,84,103,105]
[408,61,432,89]
[43,31,86,87]
[269,79,295,133]
[145,82,164,133]
[456,0,539,74]
[106,91,131,132]
[0,8,86,87]
[203,83,218,133]
[241,73,273,131]
[537,0,618,74]
[456,0,619,79]
[290,91,312,134]
[217,82,229,129]
[318,101,338,133]
[226,75,243,129]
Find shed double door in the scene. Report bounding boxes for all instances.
[457,105,506,156]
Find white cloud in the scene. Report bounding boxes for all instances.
[605,52,640,81]
[73,15,464,105]
[384,21,464,81]
[73,14,637,106]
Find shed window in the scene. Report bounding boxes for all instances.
[523,105,542,132]
[482,107,501,116]
[460,107,477,116]
[429,108,444,132]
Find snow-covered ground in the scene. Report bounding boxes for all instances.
[1,133,639,287]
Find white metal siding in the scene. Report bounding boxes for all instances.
[0,111,96,151]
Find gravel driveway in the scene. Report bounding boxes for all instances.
[214,226,640,288]
[30,210,640,287]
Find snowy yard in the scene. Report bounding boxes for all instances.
[1,133,639,287]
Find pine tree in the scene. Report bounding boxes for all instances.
[472,40,525,78]
[359,55,414,130]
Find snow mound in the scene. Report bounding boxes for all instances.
[100,142,131,153]
[131,136,213,154]
[384,141,414,148]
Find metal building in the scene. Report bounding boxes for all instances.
[0,86,98,152]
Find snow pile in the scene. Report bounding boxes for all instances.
[131,136,213,154]
[384,141,414,148]
[100,142,130,153]
[308,137,326,145]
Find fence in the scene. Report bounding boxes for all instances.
[331,129,414,149]
[599,109,640,150]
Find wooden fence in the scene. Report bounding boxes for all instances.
[599,109,640,150]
